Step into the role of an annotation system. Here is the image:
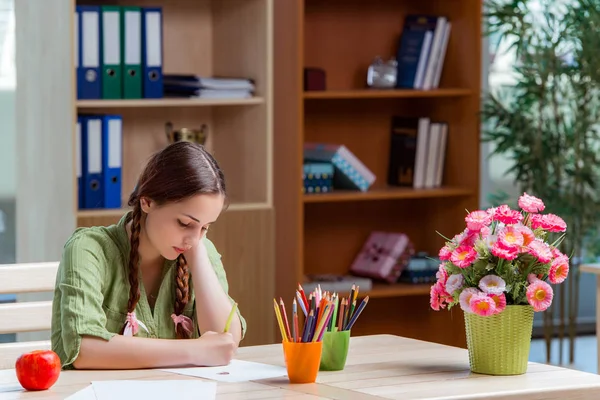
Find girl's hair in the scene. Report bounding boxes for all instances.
[124,141,226,338]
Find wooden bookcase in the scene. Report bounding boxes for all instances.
[274,0,481,348]
[72,0,275,346]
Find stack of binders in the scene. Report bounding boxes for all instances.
[163,74,255,99]
[76,114,123,210]
[75,5,163,100]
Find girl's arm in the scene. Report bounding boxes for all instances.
[74,331,236,370]
[187,240,243,345]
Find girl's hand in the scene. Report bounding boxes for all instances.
[183,236,211,272]
[193,331,236,366]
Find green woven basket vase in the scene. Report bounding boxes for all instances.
[464,304,534,375]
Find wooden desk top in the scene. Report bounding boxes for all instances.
[2,334,600,399]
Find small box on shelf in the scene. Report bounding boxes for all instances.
[303,143,375,192]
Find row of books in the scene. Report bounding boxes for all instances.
[395,15,451,90]
[77,114,123,210]
[302,115,449,194]
[387,116,448,189]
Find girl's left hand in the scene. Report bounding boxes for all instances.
[183,236,211,271]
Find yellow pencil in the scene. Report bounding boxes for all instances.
[273,298,289,341]
[224,302,238,333]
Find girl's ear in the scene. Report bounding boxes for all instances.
[140,197,153,213]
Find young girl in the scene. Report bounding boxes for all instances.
[51,141,246,370]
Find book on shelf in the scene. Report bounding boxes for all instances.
[303,143,376,192]
[395,15,451,90]
[387,116,448,189]
[163,74,255,99]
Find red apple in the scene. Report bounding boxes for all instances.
[15,350,61,391]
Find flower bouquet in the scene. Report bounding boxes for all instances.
[431,193,569,375]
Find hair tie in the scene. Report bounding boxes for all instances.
[123,311,149,336]
[171,313,194,336]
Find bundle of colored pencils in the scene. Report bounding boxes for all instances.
[273,283,369,343]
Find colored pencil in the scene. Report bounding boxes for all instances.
[224,302,238,333]
[273,298,288,341]
[279,298,292,341]
[345,296,369,331]
[293,299,299,342]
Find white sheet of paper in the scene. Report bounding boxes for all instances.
[159,359,288,383]
[64,385,97,400]
[91,380,216,400]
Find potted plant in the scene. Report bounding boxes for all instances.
[430,193,569,375]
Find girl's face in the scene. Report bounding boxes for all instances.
[140,193,225,260]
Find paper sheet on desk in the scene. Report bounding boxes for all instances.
[160,359,288,382]
[64,380,217,400]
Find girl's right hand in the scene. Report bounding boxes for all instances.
[195,331,237,366]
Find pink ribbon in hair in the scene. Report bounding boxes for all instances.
[123,312,149,336]
[171,313,194,336]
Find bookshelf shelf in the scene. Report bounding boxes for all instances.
[303,186,473,203]
[77,97,265,109]
[77,202,272,219]
[275,0,481,348]
[303,88,472,100]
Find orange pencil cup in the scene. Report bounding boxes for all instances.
[283,340,323,384]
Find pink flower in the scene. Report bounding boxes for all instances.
[465,210,492,231]
[528,239,553,263]
[470,293,497,316]
[551,247,565,259]
[497,226,524,250]
[478,275,506,295]
[450,245,478,268]
[445,274,465,294]
[436,263,449,285]
[439,245,452,261]
[480,226,491,239]
[528,273,540,284]
[459,287,480,313]
[529,214,545,230]
[526,279,554,311]
[549,255,569,284]
[453,228,478,247]
[430,281,451,311]
[491,242,519,260]
[493,205,524,225]
[519,192,545,213]
[530,214,567,233]
[488,293,507,314]
[541,214,567,232]
[517,224,535,246]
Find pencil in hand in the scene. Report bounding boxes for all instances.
[224,302,238,333]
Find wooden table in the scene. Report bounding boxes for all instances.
[580,263,600,373]
[2,334,600,399]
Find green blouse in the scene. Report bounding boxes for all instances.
[50,212,246,369]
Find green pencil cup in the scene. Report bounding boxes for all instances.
[319,329,350,371]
